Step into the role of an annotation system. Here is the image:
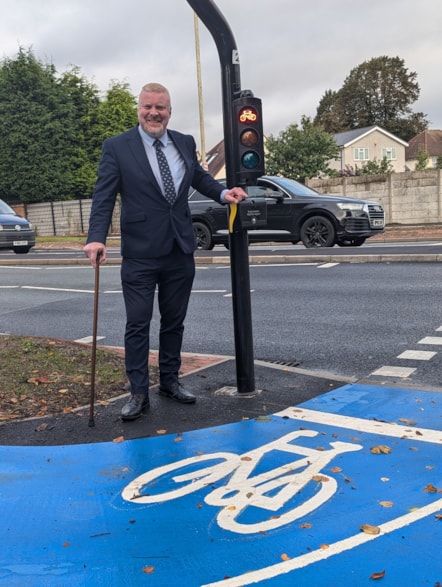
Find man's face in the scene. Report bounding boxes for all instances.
[137,90,172,138]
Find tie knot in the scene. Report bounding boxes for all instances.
[154,139,163,150]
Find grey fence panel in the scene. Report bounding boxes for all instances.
[25,199,121,237]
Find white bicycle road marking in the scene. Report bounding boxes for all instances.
[122,430,362,534]
[121,408,442,585]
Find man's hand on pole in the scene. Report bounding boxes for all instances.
[224,187,247,204]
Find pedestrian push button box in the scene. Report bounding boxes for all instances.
[237,199,267,229]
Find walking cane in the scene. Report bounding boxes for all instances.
[88,251,102,427]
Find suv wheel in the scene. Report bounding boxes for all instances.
[336,237,366,247]
[300,216,336,248]
[193,221,214,250]
[13,246,31,254]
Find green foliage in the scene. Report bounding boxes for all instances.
[314,56,428,141]
[414,145,430,171]
[0,48,138,203]
[360,157,394,175]
[265,116,340,182]
[436,155,442,170]
[338,157,394,177]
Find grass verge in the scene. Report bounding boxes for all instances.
[0,335,158,421]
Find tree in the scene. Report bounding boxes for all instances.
[314,56,428,141]
[414,146,430,171]
[0,48,137,203]
[95,81,138,144]
[58,66,101,198]
[0,48,83,202]
[265,116,340,182]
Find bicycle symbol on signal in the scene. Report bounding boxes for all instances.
[239,109,257,123]
[122,429,362,534]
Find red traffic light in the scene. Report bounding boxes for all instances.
[232,95,265,185]
[238,107,259,125]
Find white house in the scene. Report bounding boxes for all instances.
[329,125,408,174]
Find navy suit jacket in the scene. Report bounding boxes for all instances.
[86,126,225,258]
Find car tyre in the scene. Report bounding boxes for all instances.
[300,216,336,248]
[13,246,31,254]
[336,237,366,247]
[193,221,214,250]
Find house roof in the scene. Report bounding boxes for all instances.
[204,139,225,178]
[405,130,442,160]
[334,125,408,148]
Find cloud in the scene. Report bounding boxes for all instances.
[1,0,441,149]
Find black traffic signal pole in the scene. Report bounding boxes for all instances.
[186,0,256,393]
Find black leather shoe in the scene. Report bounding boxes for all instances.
[159,382,196,404]
[121,393,149,421]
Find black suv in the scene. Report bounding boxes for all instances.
[189,176,385,249]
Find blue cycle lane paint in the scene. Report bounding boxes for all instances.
[0,383,441,586]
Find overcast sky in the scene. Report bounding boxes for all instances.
[1,0,441,150]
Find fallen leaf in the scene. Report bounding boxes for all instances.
[280,553,291,561]
[58,388,69,394]
[156,429,167,435]
[35,423,49,432]
[312,475,330,482]
[399,418,416,426]
[370,569,386,580]
[424,483,438,493]
[241,456,253,461]
[360,524,381,535]
[300,522,312,529]
[27,376,52,385]
[174,436,183,443]
[330,466,342,473]
[370,445,392,455]
[62,542,71,548]
[142,566,155,574]
[379,501,394,508]
[113,436,125,443]
[319,544,329,550]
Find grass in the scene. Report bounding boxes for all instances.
[0,335,158,421]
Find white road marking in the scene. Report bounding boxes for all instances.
[318,263,340,269]
[203,498,442,587]
[22,285,93,294]
[192,290,227,293]
[418,336,442,345]
[204,405,442,587]
[275,407,442,443]
[370,365,416,377]
[397,350,436,360]
[75,336,106,344]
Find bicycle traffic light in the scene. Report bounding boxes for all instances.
[232,95,265,186]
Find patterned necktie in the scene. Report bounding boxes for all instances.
[154,139,177,205]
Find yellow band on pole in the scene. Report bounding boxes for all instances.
[228,203,237,233]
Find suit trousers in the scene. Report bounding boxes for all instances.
[120,243,196,395]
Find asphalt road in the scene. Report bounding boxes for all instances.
[1,256,442,391]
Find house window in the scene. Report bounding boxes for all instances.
[382,147,397,160]
[354,148,369,161]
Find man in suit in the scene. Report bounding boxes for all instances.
[84,82,247,421]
